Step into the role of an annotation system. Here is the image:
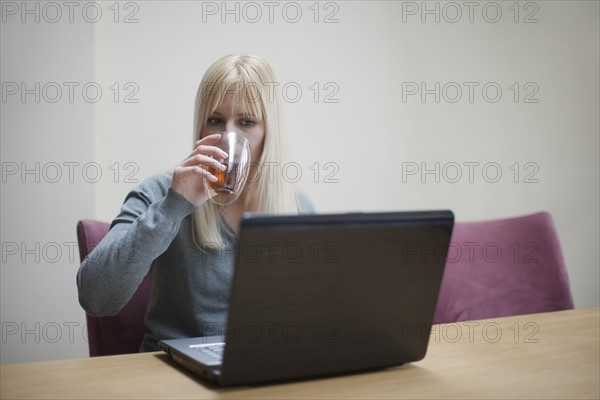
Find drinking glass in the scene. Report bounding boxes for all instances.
[205,132,251,205]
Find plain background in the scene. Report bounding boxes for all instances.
[1,0,598,364]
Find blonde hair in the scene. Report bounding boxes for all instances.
[192,54,299,248]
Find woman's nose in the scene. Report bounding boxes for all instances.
[225,120,237,132]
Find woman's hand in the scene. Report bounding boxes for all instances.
[170,134,228,207]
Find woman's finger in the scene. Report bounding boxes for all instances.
[174,165,218,182]
[196,133,222,144]
[179,154,227,170]
[190,144,228,160]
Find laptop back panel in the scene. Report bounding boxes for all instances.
[219,211,453,386]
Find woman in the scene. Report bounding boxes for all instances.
[77,54,312,352]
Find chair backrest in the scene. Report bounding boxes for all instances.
[76,220,151,356]
[434,211,575,324]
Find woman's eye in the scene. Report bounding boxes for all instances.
[240,119,256,127]
[207,118,222,125]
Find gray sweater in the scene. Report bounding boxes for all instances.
[76,174,312,351]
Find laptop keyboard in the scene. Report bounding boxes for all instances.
[189,342,225,362]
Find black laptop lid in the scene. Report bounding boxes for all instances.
[220,210,454,386]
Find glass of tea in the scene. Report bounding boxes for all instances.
[205,131,251,205]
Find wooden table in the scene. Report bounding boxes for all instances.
[1,308,598,399]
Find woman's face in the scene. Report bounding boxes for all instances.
[200,91,265,162]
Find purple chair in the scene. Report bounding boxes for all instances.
[77,220,151,356]
[434,211,575,324]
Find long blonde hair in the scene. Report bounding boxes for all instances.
[192,54,299,248]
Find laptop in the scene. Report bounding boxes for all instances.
[159,210,454,386]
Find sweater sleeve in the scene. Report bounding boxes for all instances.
[76,174,196,316]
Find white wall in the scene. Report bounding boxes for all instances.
[1,1,95,363]
[2,0,598,364]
